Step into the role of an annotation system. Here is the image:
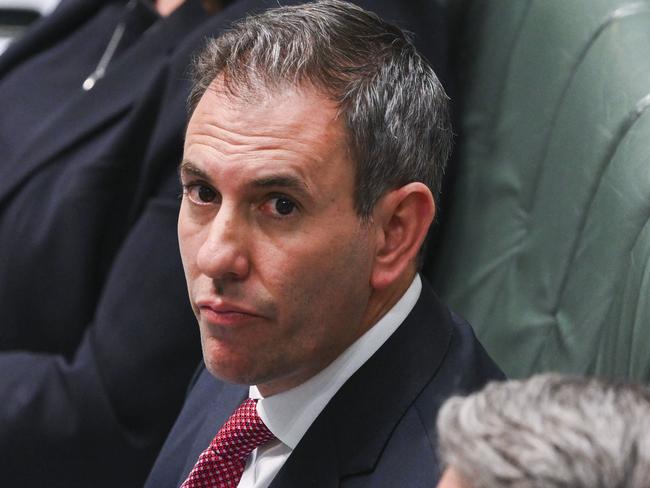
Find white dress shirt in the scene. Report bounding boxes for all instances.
[237,274,422,487]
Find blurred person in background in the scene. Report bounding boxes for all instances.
[0,0,455,486]
[0,0,61,53]
[436,374,650,488]
[0,0,224,485]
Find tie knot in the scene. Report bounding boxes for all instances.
[210,398,275,459]
[181,398,276,487]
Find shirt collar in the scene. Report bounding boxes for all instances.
[250,274,422,449]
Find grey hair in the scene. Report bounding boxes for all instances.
[436,374,650,488]
[188,0,452,218]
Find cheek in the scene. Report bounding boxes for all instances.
[273,230,372,323]
[177,209,191,261]
[177,213,202,278]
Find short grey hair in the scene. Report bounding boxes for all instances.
[189,0,452,218]
[437,374,650,488]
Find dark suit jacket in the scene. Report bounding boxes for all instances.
[145,281,504,487]
[0,1,210,486]
[0,0,454,485]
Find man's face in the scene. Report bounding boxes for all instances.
[179,82,380,396]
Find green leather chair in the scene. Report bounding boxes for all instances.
[426,0,650,381]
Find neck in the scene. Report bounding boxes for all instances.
[256,272,417,398]
[361,270,417,335]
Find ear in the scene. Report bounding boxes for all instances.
[370,182,435,290]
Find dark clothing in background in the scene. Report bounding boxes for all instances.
[0,0,453,486]
[0,1,208,485]
[0,0,158,168]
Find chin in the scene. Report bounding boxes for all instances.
[200,336,298,391]
[202,346,260,386]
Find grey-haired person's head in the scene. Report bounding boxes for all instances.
[188,0,452,219]
[436,374,650,488]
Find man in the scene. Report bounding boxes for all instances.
[0,0,454,486]
[145,2,503,486]
[436,374,650,488]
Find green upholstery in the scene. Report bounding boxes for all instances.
[427,0,650,380]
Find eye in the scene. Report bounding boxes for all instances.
[184,183,218,205]
[274,197,296,216]
[262,195,298,217]
[197,186,217,203]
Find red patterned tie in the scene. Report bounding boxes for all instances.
[180,398,276,488]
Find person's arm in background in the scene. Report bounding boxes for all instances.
[0,158,201,487]
[0,23,203,484]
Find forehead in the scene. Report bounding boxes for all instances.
[185,80,349,168]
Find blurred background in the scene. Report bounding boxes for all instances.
[0,0,60,52]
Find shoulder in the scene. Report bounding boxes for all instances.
[367,301,504,485]
[310,279,503,486]
[411,304,505,448]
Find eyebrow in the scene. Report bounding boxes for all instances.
[179,160,310,197]
[250,175,310,195]
[179,160,208,180]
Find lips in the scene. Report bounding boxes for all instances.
[196,299,264,326]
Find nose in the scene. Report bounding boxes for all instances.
[195,204,251,283]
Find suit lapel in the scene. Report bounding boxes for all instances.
[271,282,454,486]
[175,376,249,484]
[269,412,340,488]
[0,0,207,205]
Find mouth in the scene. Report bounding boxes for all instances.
[196,300,265,327]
